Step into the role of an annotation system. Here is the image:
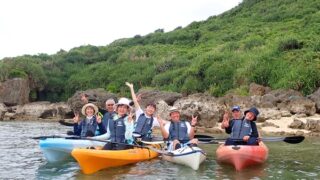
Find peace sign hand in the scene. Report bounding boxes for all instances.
[191,115,198,126]
[128,112,134,123]
[73,112,80,123]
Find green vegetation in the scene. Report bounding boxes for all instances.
[1,0,320,102]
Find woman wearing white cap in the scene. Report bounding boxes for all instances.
[73,103,104,137]
[92,97,134,150]
[157,107,198,151]
[125,82,160,141]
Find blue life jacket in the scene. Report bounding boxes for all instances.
[99,111,115,133]
[109,115,127,143]
[133,113,153,141]
[168,120,190,143]
[80,116,98,137]
[230,118,253,139]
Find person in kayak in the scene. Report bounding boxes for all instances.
[100,98,116,133]
[125,82,160,142]
[91,97,135,150]
[221,105,243,129]
[157,107,198,151]
[221,107,260,146]
[73,103,105,137]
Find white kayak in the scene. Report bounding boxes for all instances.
[39,138,105,162]
[162,146,206,170]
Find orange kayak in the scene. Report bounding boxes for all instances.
[216,142,268,171]
[71,144,160,174]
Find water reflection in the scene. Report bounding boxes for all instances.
[215,163,267,180]
[36,161,79,180]
[0,121,319,179]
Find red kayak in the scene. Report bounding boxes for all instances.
[216,142,268,171]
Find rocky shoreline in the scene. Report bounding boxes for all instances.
[1,83,320,137]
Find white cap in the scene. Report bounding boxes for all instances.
[115,97,131,109]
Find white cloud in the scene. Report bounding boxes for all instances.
[0,0,242,59]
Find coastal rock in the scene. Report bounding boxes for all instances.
[249,83,270,96]
[137,89,182,108]
[305,119,320,132]
[308,87,320,113]
[173,94,221,128]
[257,108,281,121]
[268,89,303,103]
[260,94,278,108]
[13,101,72,120]
[0,78,30,106]
[154,100,171,120]
[287,97,316,115]
[0,103,7,120]
[67,89,117,114]
[261,121,280,128]
[288,118,305,129]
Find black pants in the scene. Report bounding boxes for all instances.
[225,137,258,146]
[102,142,132,150]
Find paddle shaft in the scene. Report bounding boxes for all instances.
[195,135,305,144]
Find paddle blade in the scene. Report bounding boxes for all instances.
[283,136,305,144]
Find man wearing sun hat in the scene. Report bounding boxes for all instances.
[73,103,105,137]
[157,106,198,150]
[222,106,260,146]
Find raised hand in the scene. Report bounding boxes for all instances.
[96,114,102,124]
[191,115,198,126]
[128,112,134,123]
[73,112,80,123]
[156,115,164,127]
[125,82,133,89]
[221,111,230,128]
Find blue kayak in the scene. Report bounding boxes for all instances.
[39,138,105,162]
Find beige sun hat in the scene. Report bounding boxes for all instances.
[169,106,180,115]
[81,103,99,116]
[115,97,132,110]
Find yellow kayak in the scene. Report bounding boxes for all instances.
[71,144,160,174]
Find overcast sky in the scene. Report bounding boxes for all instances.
[0,0,242,59]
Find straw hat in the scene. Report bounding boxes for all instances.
[81,103,99,116]
[169,107,180,115]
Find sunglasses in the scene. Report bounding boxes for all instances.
[107,104,114,106]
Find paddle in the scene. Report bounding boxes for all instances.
[194,135,305,144]
[31,135,80,140]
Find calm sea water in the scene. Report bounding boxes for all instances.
[0,121,319,180]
